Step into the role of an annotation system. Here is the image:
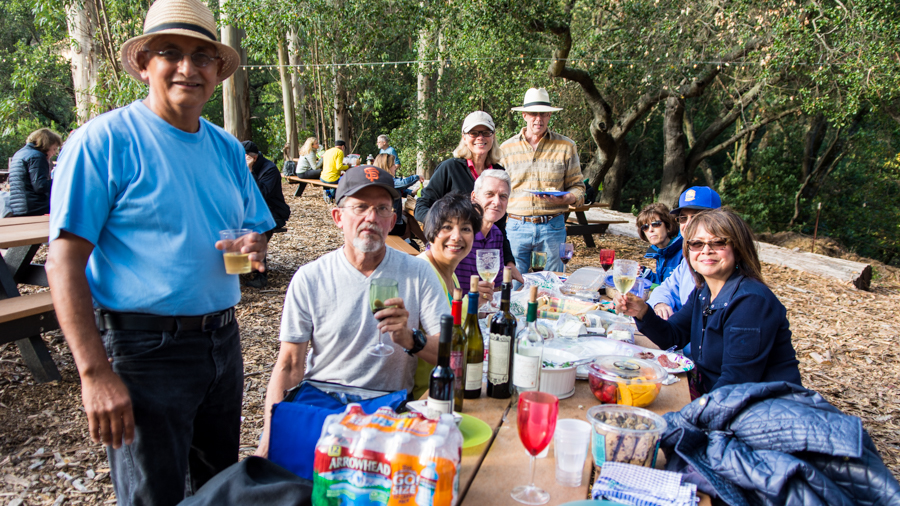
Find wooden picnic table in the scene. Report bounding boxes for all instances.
[386,235,419,255]
[285,176,338,197]
[565,203,628,248]
[454,334,709,505]
[0,215,61,382]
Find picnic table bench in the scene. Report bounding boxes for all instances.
[284,176,337,198]
[565,202,628,248]
[0,216,62,383]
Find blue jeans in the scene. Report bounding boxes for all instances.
[394,175,419,196]
[507,214,567,288]
[321,177,339,200]
[102,320,243,506]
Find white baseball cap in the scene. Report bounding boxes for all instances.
[461,111,495,133]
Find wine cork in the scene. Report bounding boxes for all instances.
[470,275,480,292]
[453,288,462,301]
[529,285,538,303]
[503,266,512,283]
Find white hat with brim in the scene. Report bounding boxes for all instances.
[120,0,240,84]
[511,87,563,112]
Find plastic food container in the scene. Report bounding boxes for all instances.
[606,323,635,344]
[605,275,652,301]
[560,267,606,296]
[586,404,667,468]
[587,356,666,407]
[539,349,579,399]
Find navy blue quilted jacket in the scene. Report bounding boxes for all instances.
[660,382,900,506]
[8,143,52,216]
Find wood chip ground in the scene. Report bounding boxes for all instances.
[1,187,897,504]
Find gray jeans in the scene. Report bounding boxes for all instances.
[101,320,243,506]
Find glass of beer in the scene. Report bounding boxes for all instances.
[220,229,253,274]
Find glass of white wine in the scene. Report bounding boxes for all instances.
[612,259,640,308]
[476,249,500,312]
[219,229,253,274]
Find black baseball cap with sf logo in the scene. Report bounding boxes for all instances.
[335,165,400,206]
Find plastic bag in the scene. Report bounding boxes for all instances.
[312,404,462,506]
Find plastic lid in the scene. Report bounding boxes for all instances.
[589,355,666,383]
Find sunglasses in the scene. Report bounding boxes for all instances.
[466,130,494,138]
[640,220,664,232]
[687,239,729,252]
[143,49,221,68]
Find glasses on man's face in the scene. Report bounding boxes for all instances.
[340,203,394,218]
[466,130,494,138]
[677,214,695,225]
[687,239,729,252]
[144,49,221,68]
[640,220,664,232]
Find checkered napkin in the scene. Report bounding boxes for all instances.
[591,462,699,506]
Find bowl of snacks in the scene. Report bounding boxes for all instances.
[539,348,579,399]
[586,404,667,468]
[587,356,666,407]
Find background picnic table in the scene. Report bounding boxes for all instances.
[0,185,897,503]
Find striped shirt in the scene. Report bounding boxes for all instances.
[499,128,586,216]
[454,224,505,293]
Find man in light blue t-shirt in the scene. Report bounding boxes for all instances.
[377,134,400,172]
[45,0,273,504]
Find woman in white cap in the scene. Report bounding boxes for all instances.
[414,111,523,288]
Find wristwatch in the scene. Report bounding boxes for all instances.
[405,328,427,356]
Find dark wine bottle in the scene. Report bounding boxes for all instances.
[487,267,516,399]
[464,275,484,399]
[450,290,466,412]
[427,315,455,416]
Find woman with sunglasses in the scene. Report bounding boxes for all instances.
[414,111,523,290]
[615,208,801,397]
[636,203,682,284]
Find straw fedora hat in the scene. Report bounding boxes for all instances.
[511,88,563,112]
[120,0,240,83]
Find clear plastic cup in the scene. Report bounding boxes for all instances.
[553,419,591,487]
[219,229,253,274]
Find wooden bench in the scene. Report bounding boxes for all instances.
[564,202,625,248]
[386,235,419,255]
[284,176,338,198]
[0,291,61,383]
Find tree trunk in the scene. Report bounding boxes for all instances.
[658,97,688,207]
[288,28,306,134]
[277,38,298,159]
[598,138,629,209]
[333,72,348,144]
[416,27,434,178]
[219,0,251,141]
[66,0,100,124]
[683,109,714,187]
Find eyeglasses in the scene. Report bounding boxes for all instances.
[143,49,221,68]
[640,220,664,232]
[677,215,692,224]
[466,130,494,138]
[340,203,394,218]
[687,239,729,252]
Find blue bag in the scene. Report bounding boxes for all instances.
[268,380,407,480]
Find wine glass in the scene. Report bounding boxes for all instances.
[368,278,399,356]
[599,249,615,273]
[612,259,639,313]
[558,243,574,273]
[512,391,559,505]
[530,251,547,273]
[476,249,501,284]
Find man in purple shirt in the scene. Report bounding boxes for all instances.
[455,169,511,294]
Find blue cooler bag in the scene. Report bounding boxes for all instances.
[268,380,407,480]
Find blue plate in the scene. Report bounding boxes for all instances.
[525,190,570,197]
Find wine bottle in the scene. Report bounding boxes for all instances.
[513,286,544,393]
[450,289,467,412]
[487,267,516,399]
[427,315,455,416]
[464,275,484,399]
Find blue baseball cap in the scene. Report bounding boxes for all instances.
[670,186,721,214]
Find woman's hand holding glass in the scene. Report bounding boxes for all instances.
[613,293,650,320]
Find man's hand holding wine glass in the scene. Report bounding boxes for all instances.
[373,296,413,349]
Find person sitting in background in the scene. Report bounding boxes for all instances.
[8,128,62,217]
[455,169,510,295]
[646,186,722,320]
[320,140,348,202]
[413,192,492,398]
[376,134,400,172]
[415,110,522,285]
[615,208,801,398]
[243,141,291,288]
[375,153,421,197]
[295,137,323,179]
[636,202,682,284]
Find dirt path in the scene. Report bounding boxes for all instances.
[1,188,897,504]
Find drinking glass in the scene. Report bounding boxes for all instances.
[512,391,559,505]
[368,278,399,356]
[219,229,253,274]
[476,249,501,284]
[530,251,548,273]
[558,243,574,273]
[612,259,640,313]
[599,249,615,273]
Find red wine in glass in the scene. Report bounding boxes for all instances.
[512,391,559,504]
[599,249,615,272]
